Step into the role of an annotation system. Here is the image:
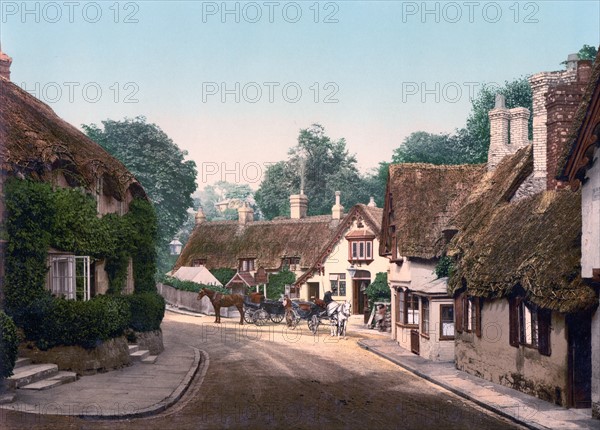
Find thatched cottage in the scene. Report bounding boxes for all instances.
[379,162,484,360]
[293,196,387,314]
[0,49,147,301]
[558,48,600,418]
[449,55,598,409]
[175,192,389,307]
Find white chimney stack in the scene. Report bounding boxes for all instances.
[332,191,344,220]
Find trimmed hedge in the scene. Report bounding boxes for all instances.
[18,292,165,350]
[0,311,19,378]
[21,293,130,350]
[121,293,165,332]
[161,275,229,294]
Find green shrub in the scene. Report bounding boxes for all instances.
[0,311,19,378]
[435,255,454,278]
[20,294,130,350]
[210,268,237,286]
[266,270,295,298]
[122,293,165,332]
[365,272,391,307]
[161,275,229,294]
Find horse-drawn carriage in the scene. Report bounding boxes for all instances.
[288,299,352,337]
[243,296,285,326]
[197,288,350,337]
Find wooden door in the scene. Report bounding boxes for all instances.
[410,329,420,355]
[568,313,592,408]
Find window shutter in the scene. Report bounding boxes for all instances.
[455,294,464,333]
[475,297,482,338]
[509,297,519,347]
[538,309,552,356]
[403,291,409,324]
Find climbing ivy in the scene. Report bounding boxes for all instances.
[4,179,159,343]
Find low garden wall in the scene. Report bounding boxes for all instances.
[157,283,241,319]
[19,336,131,375]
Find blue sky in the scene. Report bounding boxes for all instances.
[1,1,599,189]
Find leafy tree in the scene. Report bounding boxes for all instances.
[462,77,533,162]
[577,44,598,61]
[365,272,390,307]
[83,116,197,275]
[256,124,378,219]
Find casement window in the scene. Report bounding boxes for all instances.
[421,298,429,335]
[48,255,90,301]
[454,293,481,337]
[348,240,374,262]
[282,257,300,271]
[509,297,551,355]
[329,273,346,296]
[397,290,419,326]
[192,259,206,267]
[238,258,255,272]
[440,304,455,340]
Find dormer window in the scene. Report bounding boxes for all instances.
[346,230,375,263]
[239,258,255,272]
[192,259,206,267]
[282,256,300,271]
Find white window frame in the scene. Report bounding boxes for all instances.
[48,255,90,301]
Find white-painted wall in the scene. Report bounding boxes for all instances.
[582,147,600,279]
[299,218,389,305]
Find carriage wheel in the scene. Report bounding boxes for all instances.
[253,309,269,326]
[244,308,256,324]
[270,312,284,323]
[288,310,300,329]
[308,314,320,334]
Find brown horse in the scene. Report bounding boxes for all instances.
[197,288,245,324]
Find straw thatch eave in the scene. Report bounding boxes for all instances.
[448,147,596,313]
[0,77,145,200]
[383,162,485,260]
[174,215,340,271]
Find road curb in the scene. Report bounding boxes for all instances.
[357,340,546,430]
[80,347,206,420]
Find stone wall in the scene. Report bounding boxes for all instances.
[134,329,164,355]
[157,283,241,319]
[19,336,131,375]
[455,299,569,406]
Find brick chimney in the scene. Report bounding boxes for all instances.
[195,207,206,225]
[529,56,579,188]
[290,192,308,219]
[545,58,592,189]
[0,49,12,81]
[332,191,344,220]
[487,94,511,170]
[238,202,254,225]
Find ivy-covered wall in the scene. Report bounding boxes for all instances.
[4,179,159,333]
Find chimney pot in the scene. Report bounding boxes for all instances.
[331,191,344,220]
[0,49,12,81]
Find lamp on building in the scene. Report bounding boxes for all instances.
[169,238,183,255]
[347,264,356,279]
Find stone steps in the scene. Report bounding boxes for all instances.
[130,349,149,361]
[7,363,59,389]
[141,355,157,364]
[20,371,77,391]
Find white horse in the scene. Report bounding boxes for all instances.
[327,301,352,338]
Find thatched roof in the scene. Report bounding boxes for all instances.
[174,215,342,271]
[558,48,600,184]
[0,77,144,200]
[448,146,597,313]
[381,163,485,259]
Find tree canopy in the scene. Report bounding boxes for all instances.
[83,116,197,274]
[255,124,380,219]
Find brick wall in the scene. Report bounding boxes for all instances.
[545,61,592,189]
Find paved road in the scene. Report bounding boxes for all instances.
[2,313,522,429]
